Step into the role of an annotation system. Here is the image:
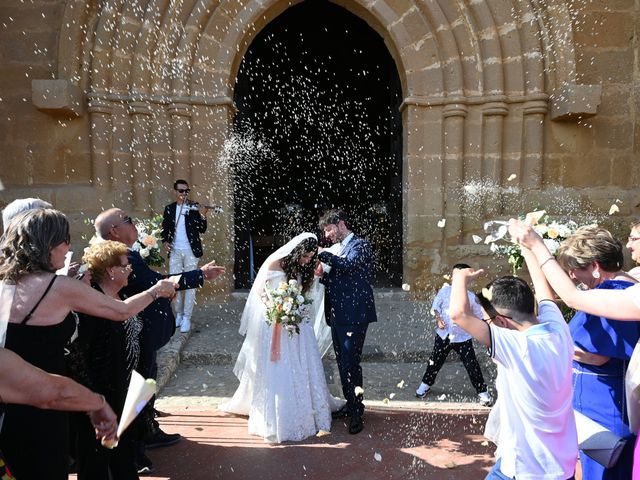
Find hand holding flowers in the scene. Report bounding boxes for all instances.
[263,279,312,336]
[486,210,581,274]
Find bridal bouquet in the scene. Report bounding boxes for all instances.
[263,279,312,336]
[132,215,165,267]
[487,210,582,274]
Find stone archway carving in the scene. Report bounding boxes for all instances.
[55,0,581,285]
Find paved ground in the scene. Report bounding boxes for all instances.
[143,406,494,480]
[73,291,500,479]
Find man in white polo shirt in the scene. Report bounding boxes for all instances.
[449,251,577,480]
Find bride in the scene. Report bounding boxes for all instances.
[220,233,341,443]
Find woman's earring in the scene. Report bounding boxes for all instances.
[592,270,601,279]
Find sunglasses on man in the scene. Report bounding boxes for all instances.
[176,188,190,194]
[111,215,133,229]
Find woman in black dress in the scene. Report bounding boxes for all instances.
[73,240,145,480]
[0,208,176,480]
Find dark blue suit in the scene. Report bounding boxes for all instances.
[120,249,204,379]
[319,234,377,418]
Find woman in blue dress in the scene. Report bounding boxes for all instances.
[557,226,639,480]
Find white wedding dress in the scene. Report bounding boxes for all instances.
[220,234,342,443]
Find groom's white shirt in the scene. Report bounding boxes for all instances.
[321,235,352,274]
[338,232,354,256]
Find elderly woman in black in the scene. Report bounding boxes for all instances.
[0,208,176,480]
[73,240,148,479]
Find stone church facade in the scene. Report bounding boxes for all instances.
[0,0,638,295]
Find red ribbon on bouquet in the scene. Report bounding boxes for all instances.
[270,322,282,362]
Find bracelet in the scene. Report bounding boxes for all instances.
[539,256,556,268]
[146,289,158,301]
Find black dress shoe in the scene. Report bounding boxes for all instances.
[349,416,364,435]
[134,453,154,475]
[145,428,182,449]
[332,406,350,420]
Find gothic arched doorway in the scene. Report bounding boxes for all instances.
[233,0,403,289]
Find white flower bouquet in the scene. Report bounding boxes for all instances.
[131,215,165,267]
[487,210,582,274]
[263,279,312,336]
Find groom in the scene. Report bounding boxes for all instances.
[318,209,377,434]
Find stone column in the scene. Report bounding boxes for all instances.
[442,102,468,240]
[169,103,192,184]
[482,101,509,215]
[129,101,153,212]
[87,95,113,194]
[522,95,548,190]
[150,103,173,212]
[191,101,235,295]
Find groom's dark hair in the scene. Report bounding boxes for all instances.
[318,209,350,229]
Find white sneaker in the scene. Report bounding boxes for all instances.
[478,391,492,406]
[175,314,183,328]
[415,383,431,399]
[180,317,191,333]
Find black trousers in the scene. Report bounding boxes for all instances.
[332,323,368,418]
[421,336,487,394]
[74,412,139,480]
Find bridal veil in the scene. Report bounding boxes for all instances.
[233,232,331,381]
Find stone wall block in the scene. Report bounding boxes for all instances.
[550,83,602,121]
[502,59,525,97]
[399,6,431,48]
[1,30,58,64]
[0,4,64,35]
[501,112,523,156]
[52,186,99,212]
[579,0,635,11]
[406,68,444,97]
[406,154,427,187]
[562,154,611,188]
[401,36,438,72]
[383,0,414,18]
[32,79,85,117]
[610,154,640,188]
[576,49,634,85]
[593,118,633,150]
[573,12,634,49]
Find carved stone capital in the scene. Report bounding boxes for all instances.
[482,102,509,116]
[87,95,113,115]
[443,103,468,118]
[167,103,192,117]
[128,101,153,116]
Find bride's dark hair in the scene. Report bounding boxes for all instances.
[280,237,318,293]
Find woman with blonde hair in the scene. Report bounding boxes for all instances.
[0,208,176,480]
[509,221,640,480]
[552,226,639,479]
[72,240,149,480]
